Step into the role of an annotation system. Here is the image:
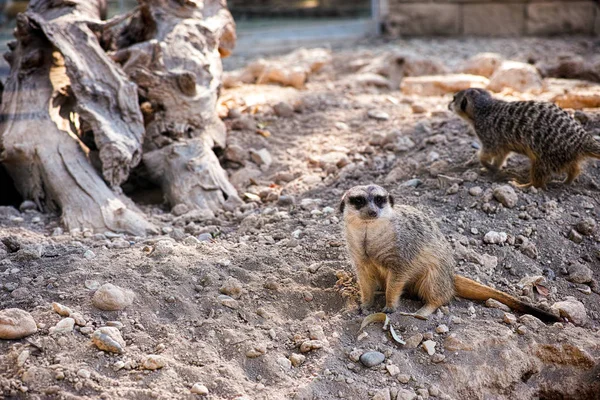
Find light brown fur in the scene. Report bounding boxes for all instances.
[341,185,561,321]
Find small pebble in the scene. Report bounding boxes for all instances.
[422,340,436,355]
[290,353,306,367]
[92,327,126,354]
[503,313,517,325]
[191,383,209,395]
[367,110,390,121]
[359,351,385,367]
[49,318,75,335]
[141,355,166,370]
[468,186,483,196]
[435,324,449,334]
[77,369,91,379]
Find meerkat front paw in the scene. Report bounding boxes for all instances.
[360,303,374,314]
[381,306,396,314]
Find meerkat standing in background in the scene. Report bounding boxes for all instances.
[340,185,560,321]
[449,88,600,189]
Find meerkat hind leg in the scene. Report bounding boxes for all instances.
[564,161,582,185]
[478,150,499,173]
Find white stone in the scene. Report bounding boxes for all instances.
[49,318,75,335]
[191,383,209,395]
[422,340,436,355]
[483,231,508,245]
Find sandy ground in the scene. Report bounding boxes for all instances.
[1,37,600,400]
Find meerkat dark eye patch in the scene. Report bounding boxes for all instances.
[349,196,366,209]
[373,195,387,208]
[460,97,468,112]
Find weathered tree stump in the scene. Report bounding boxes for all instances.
[0,0,241,233]
[0,8,155,235]
[112,0,240,215]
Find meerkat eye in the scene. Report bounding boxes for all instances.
[373,195,387,208]
[349,196,366,209]
[460,97,468,112]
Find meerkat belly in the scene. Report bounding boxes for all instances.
[347,219,398,273]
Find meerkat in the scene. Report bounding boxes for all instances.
[448,88,600,189]
[340,184,560,322]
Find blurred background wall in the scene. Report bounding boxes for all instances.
[384,0,600,36]
[0,0,596,65]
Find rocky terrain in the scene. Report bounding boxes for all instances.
[1,37,600,400]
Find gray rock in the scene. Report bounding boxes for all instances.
[483,231,508,245]
[197,233,212,242]
[92,327,126,354]
[273,101,294,117]
[551,297,587,326]
[224,144,247,165]
[219,277,243,299]
[567,262,593,284]
[92,284,135,311]
[401,179,422,188]
[575,218,596,236]
[372,389,391,400]
[396,388,417,400]
[569,229,584,244]
[19,201,37,212]
[290,353,306,367]
[359,351,385,367]
[49,318,75,335]
[141,354,166,370]
[486,298,511,312]
[404,333,423,348]
[469,186,483,196]
[367,109,390,121]
[171,203,189,216]
[249,148,273,167]
[493,185,518,208]
[277,195,296,207]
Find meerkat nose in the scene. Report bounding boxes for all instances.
[367,210,377,218]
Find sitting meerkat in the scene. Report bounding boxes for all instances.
[340,184,559,321]
[449,88,600,189]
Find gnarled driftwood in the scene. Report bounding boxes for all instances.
[0,10,155,235]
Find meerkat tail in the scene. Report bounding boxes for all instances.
[454,275,560,322]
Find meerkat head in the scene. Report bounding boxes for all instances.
[448,88,492,124]
[339,185,394,223]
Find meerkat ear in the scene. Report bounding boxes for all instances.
[460,97,468,112]
[339,192,347,214]
[388,195,394,207]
